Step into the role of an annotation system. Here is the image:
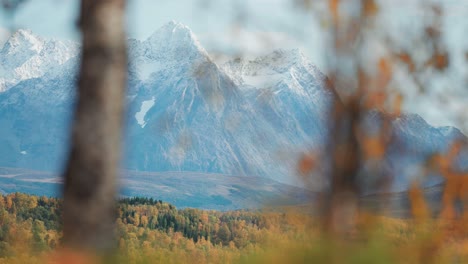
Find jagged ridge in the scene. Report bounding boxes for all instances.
[0,22,466,193]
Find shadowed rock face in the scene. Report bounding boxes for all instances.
[0,22,466,192]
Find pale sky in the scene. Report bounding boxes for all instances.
[0,0,467,133]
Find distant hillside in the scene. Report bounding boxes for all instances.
[0,166,452,217]
[0,167,311,210]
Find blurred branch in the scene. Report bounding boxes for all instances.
[1,0,26,10]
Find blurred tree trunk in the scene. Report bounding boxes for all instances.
[325,99,361,235]
[62,0,127,251]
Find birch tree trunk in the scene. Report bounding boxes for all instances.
[62,0,127,250]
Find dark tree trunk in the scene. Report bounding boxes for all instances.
[62,0,127,251]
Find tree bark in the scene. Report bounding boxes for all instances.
[62,0,127,250]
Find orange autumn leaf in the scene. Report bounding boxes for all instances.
[362,136,386,159]
[378,57,393,87]
[446,140,463,163]
[298,153,317,175]
[430,153,450,172]
[329,0,339,24]
[48,249,99,264]
[408,184,430,221]
[358,67,371,94]
[396,52,416,73]
[362,0,378,17]
[461,175,468,200]
[434,52,449,70]
[393,93,403,116]
[442,175,458,201]
[440,206,457,220]
[365,90,387,109]
[425,51,449,71]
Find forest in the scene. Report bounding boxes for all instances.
[0,193,467,263]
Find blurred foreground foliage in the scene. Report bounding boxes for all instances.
[0,0,467,262]
[0,193,466,263]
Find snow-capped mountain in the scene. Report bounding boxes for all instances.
[0,21,466,193]
[123,23,335,185]
[0,29,78,92]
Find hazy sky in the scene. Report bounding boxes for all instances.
[0,0,326,65]
[0,0,467,133]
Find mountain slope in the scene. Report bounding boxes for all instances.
[0,22,466,194]
[0,29,78,92]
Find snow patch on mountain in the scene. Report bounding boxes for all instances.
[135,97,156,128]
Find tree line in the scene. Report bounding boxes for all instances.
[0,193,300,256]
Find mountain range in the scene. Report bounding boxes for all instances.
[0,21,466,209]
